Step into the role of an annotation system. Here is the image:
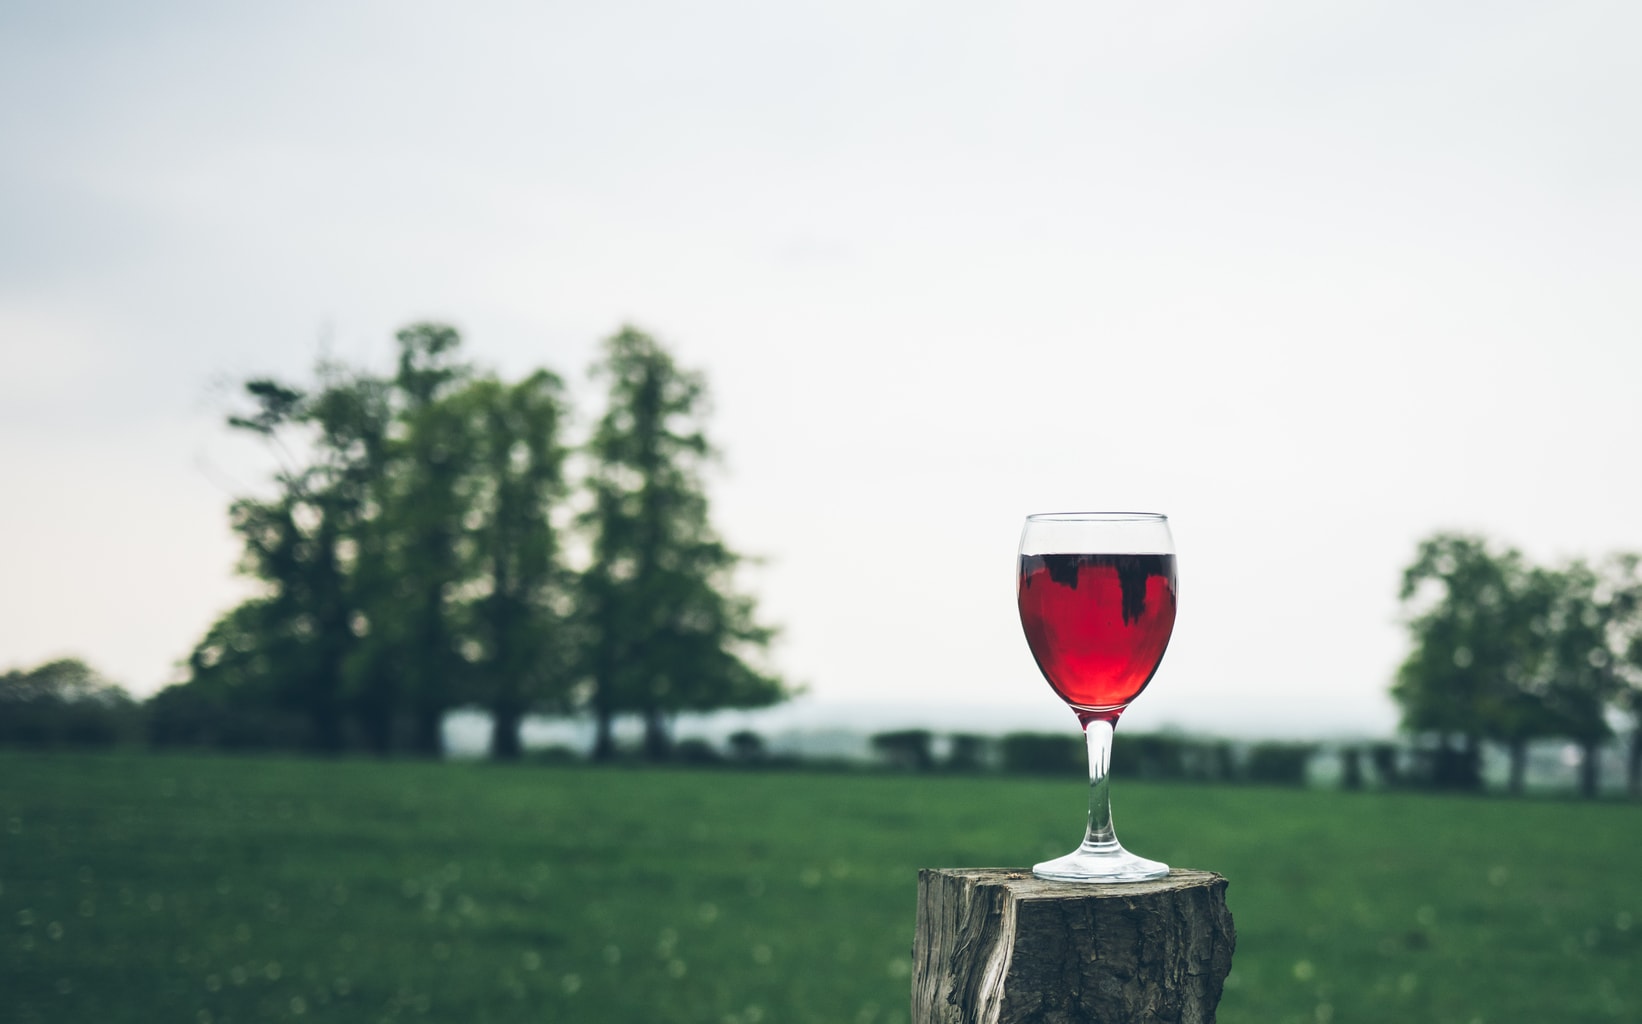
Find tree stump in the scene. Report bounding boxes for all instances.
[912,868,1235,1024]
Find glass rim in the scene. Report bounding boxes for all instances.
[1024,511,1168,523]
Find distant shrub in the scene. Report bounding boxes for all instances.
[1179,740,1239,782]
[145,682,307,751]
[1407,743,1483,790]
[1246,742,1318,785]
[727,730,767,763]
[1339,747,1365,790]
[1368,743,1403,787]
[0,658,141,748]
[1000,732,1083,776]
[674,738,722,765]
[1110,732,1191,780]
[944,733,992,772]
[871,729,934,771]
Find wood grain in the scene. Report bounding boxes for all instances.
[912,868,1235,1024]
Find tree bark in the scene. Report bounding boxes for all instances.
[306,691,345,756]
[354,673,396,756]
[489,701,523,760]
[1629,727,1641,800]
[1579,739,1601,799]
[1506,738,1527,797]
[411,704,444,758]
[591,704,616,761]
[642,708,672,761]
[913,868,1235,1024]
[1369,743,1401,787]
[1459,732,1482,790]
[1339,747,1363,790]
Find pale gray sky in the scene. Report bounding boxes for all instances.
[3,0,1639,737]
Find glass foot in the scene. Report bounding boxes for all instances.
[1033,841,1169,883]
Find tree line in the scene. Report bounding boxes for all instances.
[142,323,788,760]
[1391,532,1642,797]
[868,729,1319,784]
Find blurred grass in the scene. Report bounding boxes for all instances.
[2,752,1639,1024]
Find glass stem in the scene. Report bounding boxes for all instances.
[1083,718,1119,850]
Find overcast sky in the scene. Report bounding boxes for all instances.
[3,0,1639,738]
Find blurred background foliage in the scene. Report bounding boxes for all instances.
[0,659,142,748]
[146,323,788,762]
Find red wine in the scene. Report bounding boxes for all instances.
[1018,553,1177,721]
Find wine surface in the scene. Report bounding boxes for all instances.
[1017,553,1177,719]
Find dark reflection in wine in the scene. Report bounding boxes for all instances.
[1025,553,1166,624]
[1017,553,1177,715]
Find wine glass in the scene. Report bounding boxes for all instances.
[1018,512,1178,882]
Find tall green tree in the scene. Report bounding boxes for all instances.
[1392,533,1545,790]
[307,370,398,753]
[186,322,567,757]
[381,324,479,756]
[580,326,787,760]
[1539,558,1621,799]
[1606,554,1642,798]
[1394,533,1642,798]
[215,357,402,754]
[458,370,574,759]
[222,378,360,753]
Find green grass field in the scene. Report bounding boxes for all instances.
[3,752,1639,1024]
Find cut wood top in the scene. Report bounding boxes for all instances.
[914,867,1237,1023]
[924,867,1227,901]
